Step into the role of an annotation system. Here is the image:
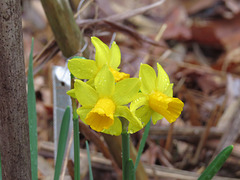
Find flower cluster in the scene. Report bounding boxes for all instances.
[67,37,184,135]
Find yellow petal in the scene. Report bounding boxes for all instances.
[112,78,140,105]
[77,107,92,124]
[102,117,122,136]
[164,83,173,97]
[130,93,147,112]
[149,91,184,123]
[91,37,110,68]
[95,65,115,97]
[85,98,116,132]
[68,58,98,79]
[156,63,170,93]
[109,68,130,82]
[152,112,163,125]
[109,41,121,69]
[139,64,156,94]
[135,105,152,126]
[115,106,143,134]
[74,79,98,106]
[66,89,76,98]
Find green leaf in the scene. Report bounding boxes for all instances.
[134,119,151,171]
[54,107,71,180]
[127,159,135,180]
[27,38,38,180]
[198,145,233,180]
[86,141,93,180]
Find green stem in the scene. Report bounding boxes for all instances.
[73,100,80,180]
[122,132,130,180]
[121,118,130,180]
[134,119,151,171]
[71,75,80,180]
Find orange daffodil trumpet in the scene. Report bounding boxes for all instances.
[68,37,129,83]
[130,63,184,126]
[73,65,142,135]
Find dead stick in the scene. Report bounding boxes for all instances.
[191,106,218,164]
[165,123,174,151]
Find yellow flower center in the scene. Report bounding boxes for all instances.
[149,91,184,123]
[85,98,116,132]
[110,68,130,82]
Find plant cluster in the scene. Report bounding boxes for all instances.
[67,37,184,136]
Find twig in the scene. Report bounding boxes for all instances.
[149,126,223,140]
[165,123,174,151]
[133,24,167,77]
[190,106,219,165]
[212,98,240,160]
[76,0,166,26]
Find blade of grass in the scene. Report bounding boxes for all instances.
[198,145,233,180]
[134,119,151,171]
[86,141,93,180]
[27,38,38,180]
[127,159,135,180]
[54,106,71,180]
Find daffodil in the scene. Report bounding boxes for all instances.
[68,37,129,83]
[130,63,184,125]
[74,65,142,135]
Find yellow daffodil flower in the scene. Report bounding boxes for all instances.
[68,37,129,83]
[130,63,184,125]
[74,65,142,135]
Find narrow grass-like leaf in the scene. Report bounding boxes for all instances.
[127,159,135,180]
[198,145,233,180]
[134,119,151,171]
[86,141,93,180]
[54,106,71,180]
[27,38,38,180]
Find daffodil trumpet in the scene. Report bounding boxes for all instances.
[130,63,184,125]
